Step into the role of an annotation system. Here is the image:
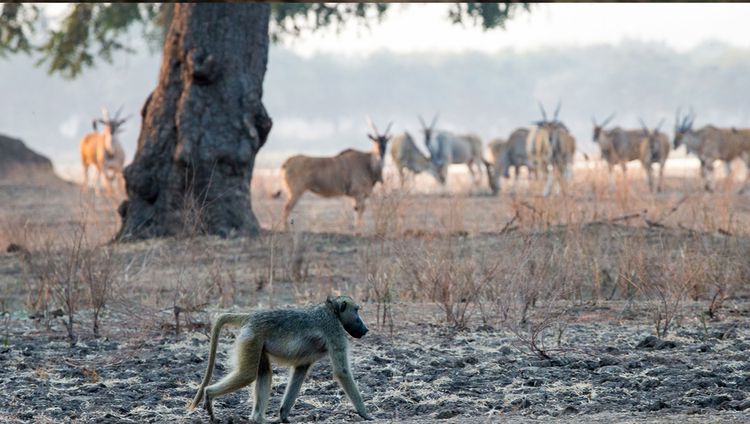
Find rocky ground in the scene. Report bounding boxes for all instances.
[1,302,749,424]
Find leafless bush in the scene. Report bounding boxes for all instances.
[624,246,699,338]
[33,229,87,345]
[396,237,498,329]
[360,238,395,334]
[81,245,118,337]
[369,187,409,238]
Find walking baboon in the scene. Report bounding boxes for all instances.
[189,296,372,423]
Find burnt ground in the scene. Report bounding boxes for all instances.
[1,301,749,423]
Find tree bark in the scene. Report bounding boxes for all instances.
[117,3,272,240]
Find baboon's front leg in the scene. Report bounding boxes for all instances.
[279,364,311,423]
[330,348,372,420]
[251,352,272,423]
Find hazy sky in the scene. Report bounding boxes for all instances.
[281,3,750,56]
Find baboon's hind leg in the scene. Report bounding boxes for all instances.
[204,335,263,421]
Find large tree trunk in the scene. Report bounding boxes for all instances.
[117,3,272,240]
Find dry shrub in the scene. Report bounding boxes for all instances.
[395,236,498,329]
[81,245,118,337]
[369,187,409,238]
[18,222,120,343]
[360,238,395,334]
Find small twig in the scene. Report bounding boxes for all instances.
[717,228,732,236]
[657,195,689,221]
[499,212,520,234]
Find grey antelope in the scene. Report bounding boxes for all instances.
[79,107,128,196]
[390,132,443,187]
[277,118,392,230]
[419,115,484,187]
[674,110,750,192]
[637,118,671,193]
[484,125,548,195]
[527,102,576,196]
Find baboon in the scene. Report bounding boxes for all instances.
[189,296,372,423]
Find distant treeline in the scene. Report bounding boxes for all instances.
[2,40,750,169]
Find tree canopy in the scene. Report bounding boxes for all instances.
[0,2,529,79]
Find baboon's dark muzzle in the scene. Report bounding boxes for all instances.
[347,320,369,338]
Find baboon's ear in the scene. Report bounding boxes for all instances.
[339,301,347,313]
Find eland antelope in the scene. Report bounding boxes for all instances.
[419,115,484,187]
[390,132,443,187]
[674,110,750,192]
[637,118,671,193]
[592,113,645,187]
[278,118,392,230]
[79,107,128,196]
[527,102,576,196]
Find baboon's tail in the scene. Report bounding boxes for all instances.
[189,313,247,410]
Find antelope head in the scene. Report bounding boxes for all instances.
[418,114,439,151]
[673,108,695,149]
[592,113,615,143]
[96,106,130,154]
[366,116,393,160]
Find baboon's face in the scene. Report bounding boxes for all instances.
[331,296,369,339]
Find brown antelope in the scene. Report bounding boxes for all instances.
[79,107,128,196]
[592,113,646,188]
[528,102,576,196]
[674,110,750,192]
[390,132,443,187]
[278,118,392,230]
[419,115,484,187]
[638,118,670,193]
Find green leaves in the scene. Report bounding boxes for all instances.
[448,2,531,31]
[0,3,527,79]
[1,3,162,79]
[0,3,39,57]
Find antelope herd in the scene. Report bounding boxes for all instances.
[79,104,750,229]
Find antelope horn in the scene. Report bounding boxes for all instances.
[638,117,649,134]
[113,104,124,121]
[553,100,561,121]
[430,113,439,131]
[538,101,548,122]
[117,114,133,126]
[602,113,616,127]
[655,118,666,133]
[383,121,394,137]
[366,115,379,136]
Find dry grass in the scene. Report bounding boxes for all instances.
[1,165,749,353]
